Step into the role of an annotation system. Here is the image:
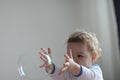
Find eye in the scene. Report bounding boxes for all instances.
[67,52,69,54]
[77,54,83,58]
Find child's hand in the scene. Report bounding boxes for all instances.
[58,49,80,75]
[39,48,52,71]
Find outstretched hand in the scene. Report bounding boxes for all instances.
[58,49,81,76]
[39,48,52,70]
[58,49,77,75]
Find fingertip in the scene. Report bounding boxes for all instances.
[48,48,51,54]
[39,55,42,58]
[41,48,45,51]
[40,48,43,51]
[41,48,43,50]
[48,48,50,49]
[64,54,69,59]
[64,54,66,57]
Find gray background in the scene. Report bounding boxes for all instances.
[0,0,120,80]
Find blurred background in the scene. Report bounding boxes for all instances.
[0,0,120,80]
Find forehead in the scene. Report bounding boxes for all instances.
[67,42,88,52]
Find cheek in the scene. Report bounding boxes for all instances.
[76,57,92,67]
[77,60,87,66]
[73,57,78,62]
[85,57,93,67]
[73,58,85,65]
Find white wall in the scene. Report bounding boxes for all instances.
[0,0,119,80]
[97,0,120,80]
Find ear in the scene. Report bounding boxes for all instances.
[91,52,97,63]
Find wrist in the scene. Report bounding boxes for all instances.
[45,63,55,74]
[71,63,81,76]
[74,65,83,77]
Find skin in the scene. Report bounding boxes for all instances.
[40,42,97,76]
[67,42,93,67]
[58,42,96,75]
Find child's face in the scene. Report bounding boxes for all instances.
[67,42,93,68]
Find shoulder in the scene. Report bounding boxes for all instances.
[90,64,102,71]
[90,64,102,72]
[90,64,103,79]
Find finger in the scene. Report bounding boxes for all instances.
[58,66,68,75]
[40,63,46,68]
[58,62,69,75]
[64,54,70,61]
[48,48,51,54]
[64,62,70,67]
[41,48,47,54]
[68,49,73,58]
[40,52,47,60]
[48,48,52,58]
[40,54,47,62]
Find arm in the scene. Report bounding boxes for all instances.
[75,64,103,80]
[58,49,103,80]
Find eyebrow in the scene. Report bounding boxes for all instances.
[67,50,85,55]
[74,51,84,54]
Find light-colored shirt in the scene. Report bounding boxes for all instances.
[49,64,104,80]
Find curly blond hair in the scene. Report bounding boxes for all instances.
[67,31,102,59]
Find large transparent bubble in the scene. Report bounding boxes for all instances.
[17,50,52,80]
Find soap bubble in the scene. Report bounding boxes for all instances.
[17,50,52,80]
